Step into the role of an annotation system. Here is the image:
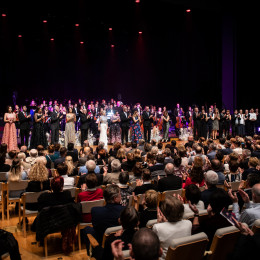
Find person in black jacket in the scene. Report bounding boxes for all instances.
[157,163,182,192]
[142,106,153,143]
[80,109,91,147]
[193,107,201,140]
[18,105,31,147]
[50,106,63,144]
[120,106,131,144]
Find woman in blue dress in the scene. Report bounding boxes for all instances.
[132,110,143,143]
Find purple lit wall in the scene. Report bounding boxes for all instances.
[222,14,237,112]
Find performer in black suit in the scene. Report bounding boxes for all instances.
[193,107,201,140]
[80,108,91,146]
[50,106,63,144]
[72,103,80,131]
[18,105,31,146]
[207,107,214,139]
[120,106,131,144]
[142,106,153,143]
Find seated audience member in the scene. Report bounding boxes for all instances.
[26,156,50,210]
[153,196,192,259]
[188,145,207,165]
[239,149,251,171]
[54,147,67,168]
[139,189,158,228]
[96,148,108,165]
[157,142,163,154]
[5,150,17,166]
[178,145,189,167]
[233,140,243,155]
[121,152,135,172]
[225,160,240,183]
[66,142,78,163]
[190,188,232,246]
[201,170,219,208]
[111,228,163,260]
[17,152,31,172]
[124,142,133,154]
[102,206,139,260]
[79,157,100,175]
[56,163,74,187]
[221,140,233,155]
[229,183,260,227]
[20,145,29,157]
[37,176,74,211]
[133,149,142,163]
[183,164,205,189]
[54,143,61,157]
[118,171,134,206]
[242,157,260,180]
[172,155,185,178]
[131,162,144,181]
[252,144,260,159]
[83,185,124,249]
[134,169,157,195]
[25,149,38,166]
[78,147,91,166]
[6,159,27,198]
[210,159,225,184]
[64,155,78,176]
[163,148,174,165]
[183,184,205,215]
[116,148,126,163]
[103,159,121,184]
[148,154,165,172]
[158,163,182,192]
[206,143,217,161]
[77,173,103,223]
[45,144,58,169]
[0,152,10,172]
[36,145,45,157]
[137,139,145,153]
[109,142,121,157]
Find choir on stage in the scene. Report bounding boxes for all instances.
[1,98,260,151]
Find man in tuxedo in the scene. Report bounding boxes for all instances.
[120,105,131,144]
[50,105,63,144]
[193,107,201,140]
[80,108,91,146]
[207,107,214,139]
[73,103,80,131]
[142,106,153,143]
[18,106,31,147]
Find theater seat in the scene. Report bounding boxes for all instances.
[165,232,208,260]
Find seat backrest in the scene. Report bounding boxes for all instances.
[7,180,29,191]
[23,190,49,203]
[165,232,208,260]
[252,219,260,234]
[102,225,122,248]
[162,189,182,200]
[146,219,157,228]
[0,172,8,182]
[0,182,3,192]
[63,187,76,198]
[229,181,241,191]
[81,199,105,214]
[208,226,240,260]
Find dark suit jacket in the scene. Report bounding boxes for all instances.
[50,111,61,128]
[158,175,182,192]
[142,111,153,127]
[220,148,233,155]
[91,203,125,243]
[201,186,218,208]
[252,151,260,159]
[80,113,91,129]
[67,150,79,162]
[148,163,164,172]
[207,151,216,161]
[134,183,158,195]
[120,112,130,128]
[18,111,31,130]
[164,158,174,165]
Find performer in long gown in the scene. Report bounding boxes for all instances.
[2,106,18,151]
[30,107,48,149]
[162,110,170,142]
[99,110,108,147]
[109,111,121,144]
[132,110,143,143]
[64,107,76,148]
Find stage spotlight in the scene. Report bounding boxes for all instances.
[186,9,191,13]
[18,35,22,38]
[135,0,140,3]
[111,44,115,48]
[2,13,7,17]
[43,20,47,23]
[80,41,84,44]
[109,28,112,31]
[75,24,79,27]
[50,38,54,41]
[138,31,142,35]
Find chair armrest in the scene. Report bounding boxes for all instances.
[87,234,99,248]
[204,251,212,256]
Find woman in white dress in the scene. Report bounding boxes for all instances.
[64,107,76,148]
[99,110,108,147]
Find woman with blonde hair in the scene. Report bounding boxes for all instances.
[116,148,126,163]
[17,152,31,171]
[64,155,78,176]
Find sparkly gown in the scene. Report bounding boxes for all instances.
[109,115,121,143]
[64,114,76,147]
[99,116,108,147]
[2,113,18,151]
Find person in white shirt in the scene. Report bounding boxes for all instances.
[56,163,74,187]
[249,108,257,136]
[153,196,192,259]
[236,109,245,136]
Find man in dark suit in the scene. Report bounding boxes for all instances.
[72,103,80,131]
[157,163,182,192]
[134,169,157,195]
[207,107,214,139]
[50,105,63,144]
[142,106,153,143]
[83,185,124,252]
[80,109,91,147]
[220,141,233,155]
[18,105,31,147]
[149,154,165,172]
[193,107,201,140]
[120,106,131,144]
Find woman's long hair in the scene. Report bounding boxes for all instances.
[8,159,22,181]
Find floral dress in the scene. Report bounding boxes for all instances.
[132,116,143,143]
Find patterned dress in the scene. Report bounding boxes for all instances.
[109,115,121,143]
[132,116,143,143]
[2,113,18,151]
[64,113,76,147]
